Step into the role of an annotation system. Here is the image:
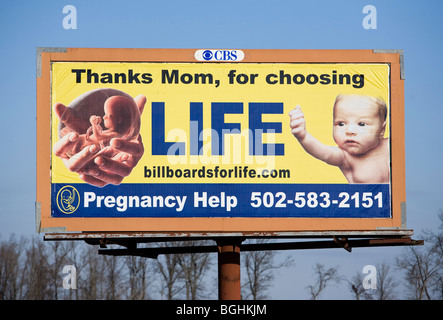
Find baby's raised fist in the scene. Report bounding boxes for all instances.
[289,105,307,139]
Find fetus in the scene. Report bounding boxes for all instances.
[86,95,141,147]
[61,94,141,158]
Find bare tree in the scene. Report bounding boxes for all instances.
[347,271,371,300]
[396,210,443,300]
[397,246,435,299]
[397,248,442,299]
[22,236,51,299]
[434,273,443,300]
[102,253,124,299]
[156,242,185,299]
[306,263,341,300]
[63,241,83,300]
[125,254,154,300]
[0,234,26,300]
[241,239,294,300]
[426,210,443,299]
[347,263,398,300]
[176,240,213,300]
[47,241,71,300]
[372,263,398,300]
[78,244,105,299]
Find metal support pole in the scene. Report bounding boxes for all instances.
[217,239,242,300]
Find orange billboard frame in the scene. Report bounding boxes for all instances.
[36,48,408,237]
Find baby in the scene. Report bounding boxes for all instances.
[289,94,389,184]
[62,95,141,158]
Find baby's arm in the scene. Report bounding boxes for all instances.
[289,106,344,167]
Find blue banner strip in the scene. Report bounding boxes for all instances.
[51,183,391,218]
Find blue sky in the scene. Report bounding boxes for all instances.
[0,0,442,299]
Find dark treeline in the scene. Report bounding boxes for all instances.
[0,211,442,300]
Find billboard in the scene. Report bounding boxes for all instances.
[36,48,407,235]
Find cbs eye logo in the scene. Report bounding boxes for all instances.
[56,185,80,214]
[195,49,244,62]
[202,50,213,60]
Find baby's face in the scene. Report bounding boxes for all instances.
[333,95,386,156]
[103,104,116,130]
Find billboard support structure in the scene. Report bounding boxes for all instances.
[217,239,242,300]
[45,234,423,300]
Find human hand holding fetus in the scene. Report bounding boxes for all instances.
[53,89,146,187]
